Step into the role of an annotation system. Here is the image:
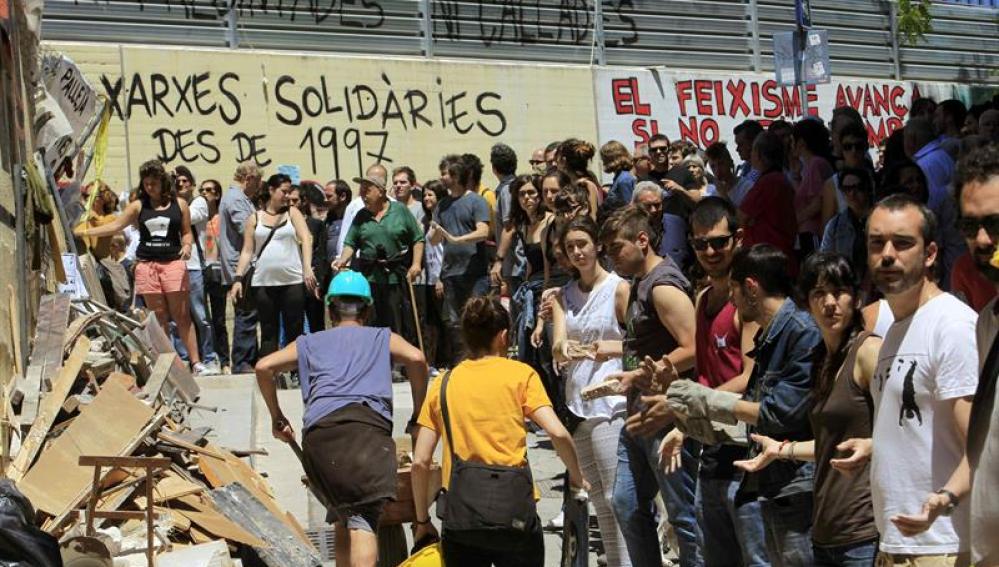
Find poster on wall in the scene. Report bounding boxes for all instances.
[595,67,966,160]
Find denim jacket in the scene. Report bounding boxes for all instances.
[739,298,821,501]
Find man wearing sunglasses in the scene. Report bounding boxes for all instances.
[663,197,770,566]
[957,145,999,567]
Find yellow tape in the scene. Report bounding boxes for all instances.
[82,99,112,222]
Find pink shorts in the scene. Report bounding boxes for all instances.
[135,259,189,295]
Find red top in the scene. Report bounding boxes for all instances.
[695,289,744,388]
[740,170,799,275]
[951,252,997,312]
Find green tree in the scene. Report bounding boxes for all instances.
[896,0,933,45]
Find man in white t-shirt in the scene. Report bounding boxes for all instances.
[867,194,978,566]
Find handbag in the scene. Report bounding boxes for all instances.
[238,212,285,309]
[433,370,537,549]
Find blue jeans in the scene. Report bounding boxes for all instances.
[813,539,877,567]
[760,492,814,567]
[612,429,703,567]
[225,284,258,372]
[441,274,490,366]
[696,475,770,567]
[187,270,218,364]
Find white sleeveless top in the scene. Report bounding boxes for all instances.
[252,212,303,287]
[562,272,627,420]
[873,298,894,338]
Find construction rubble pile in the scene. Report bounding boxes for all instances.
[2,293,323,567]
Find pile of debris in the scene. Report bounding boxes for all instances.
[2,293,322,567]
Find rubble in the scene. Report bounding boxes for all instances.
[2,295,321,567]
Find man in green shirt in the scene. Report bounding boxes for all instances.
[332,174,424,335]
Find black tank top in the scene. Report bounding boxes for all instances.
[136,199,182,261]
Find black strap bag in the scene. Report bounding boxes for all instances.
[237,212,284,310]
[434,370,538,550]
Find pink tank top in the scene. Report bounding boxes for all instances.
[695,288,744,388]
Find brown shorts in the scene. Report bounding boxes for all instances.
[135,259,189,295]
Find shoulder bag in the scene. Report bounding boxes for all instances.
[237,212,285,310]
[433,370,537,549]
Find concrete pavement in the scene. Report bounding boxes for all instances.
[189,373,603,566]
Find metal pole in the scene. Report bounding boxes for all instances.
[888,1,902,80]
[421,0,433,57]
[797,30,810,116]
[750,0,761,73]
[226,0,239,48]
[593,0,606,66]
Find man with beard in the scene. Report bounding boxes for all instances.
[866,194,977,566]
[956,145,999,567]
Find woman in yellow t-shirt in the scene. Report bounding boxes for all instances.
[411,296,589,566]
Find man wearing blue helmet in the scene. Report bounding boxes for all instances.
[255,270,429,567]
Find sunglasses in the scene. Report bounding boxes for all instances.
[958,214,999,240]
[519,189,539,198]
[842,142,867,152]
[690,234,733,251]
[649,147,669,154]
[529,160,544,166]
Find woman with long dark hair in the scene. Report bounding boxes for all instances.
[550,215,632,566]
[820,167,877,287]
[76,160,206,374]
[735,253,881,566]
[558,138,601,219]
[411,296,589,566]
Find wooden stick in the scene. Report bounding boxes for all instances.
[406,279,425,355]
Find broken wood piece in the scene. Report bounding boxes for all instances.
[104,372,137,393]
[7,337,91,482]
[211,483,320,566]
[83,353,116,379]
[62,393,94,414]
[174,507,267,548]
[157,431,226,460]
[141,353,176,404]
[21,382,159,526]
[77,254,108,305]
[135,314,199,403]
[14,293,72,423]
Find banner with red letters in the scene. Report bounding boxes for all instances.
[595,67,965,160]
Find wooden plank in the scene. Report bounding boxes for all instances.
[141,354,176,403]
[76,254,107,305]
[157,431,226,460]
[8,285,23,378]
[7,337,91,482]
[14,294,72,424]
[137,314,199,403]
[18,381,155,518]
[78,456,172,468]
[174,507,268,548]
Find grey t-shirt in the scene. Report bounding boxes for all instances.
[435,190,490,279]
[218,186,256,285]
[495,175,527,279]
[407,200,426,226]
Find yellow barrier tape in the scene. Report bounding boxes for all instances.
[82,100,112,223]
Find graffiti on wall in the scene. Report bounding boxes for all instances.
[54,43,598,190]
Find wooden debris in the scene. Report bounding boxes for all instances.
[7,337,91,482]
[156,540,234,567]
[18,381,155,518]
[14,293,71,423]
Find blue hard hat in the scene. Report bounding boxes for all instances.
[326,270,373,305]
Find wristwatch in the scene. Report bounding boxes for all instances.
[934,489,959,516]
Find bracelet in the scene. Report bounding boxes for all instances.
[234,275,244,283]
[777,439,791,460]
[414,517,431,525]
[789,441,796,461]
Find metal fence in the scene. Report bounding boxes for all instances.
[41,0,999,83]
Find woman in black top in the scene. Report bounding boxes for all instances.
[77,160,202,372]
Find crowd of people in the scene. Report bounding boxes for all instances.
[71,95,999,567]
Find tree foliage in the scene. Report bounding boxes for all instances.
[896,0,934,46]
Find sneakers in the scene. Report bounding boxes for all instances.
[544,510,564,531]
[193,360,221,377]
